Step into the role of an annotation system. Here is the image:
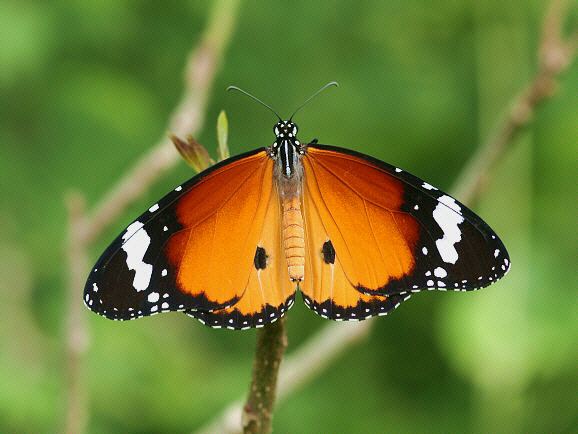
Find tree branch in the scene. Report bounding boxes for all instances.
[64,192,90,434]
[193,2,576,432]
[79,0,241,245]
[63,1,242,432]
[453,0,576,202]
[242,319,288,434]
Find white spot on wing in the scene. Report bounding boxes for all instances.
[422,182,437,190]
[432,195,464,264]
[121,221,153,292]
[148,203,159,213]
[433,267,447,278]
[147,292,160,303]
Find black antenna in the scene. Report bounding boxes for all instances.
[227,86,282,120]
[289,81,339,120]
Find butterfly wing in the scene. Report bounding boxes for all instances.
[84,148,295,322]
[300,178,410,321]
[185,181,296,329]
[301,144,510,303]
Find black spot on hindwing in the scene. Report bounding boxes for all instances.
[254,246,267,270]
[322,240,336,264]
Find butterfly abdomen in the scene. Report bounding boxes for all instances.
[282,196,305,281]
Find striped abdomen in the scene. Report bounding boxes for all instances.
[282,196,305,281]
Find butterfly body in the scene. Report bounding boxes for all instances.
[271,120,306,282]
[84,119,510,329]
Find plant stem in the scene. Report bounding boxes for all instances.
[242,319,288,434]
[65,192,89,434]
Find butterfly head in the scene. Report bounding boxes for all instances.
[274,120,298,140]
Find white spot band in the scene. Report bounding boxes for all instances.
[121,221,153,292]
[432,195,464,264]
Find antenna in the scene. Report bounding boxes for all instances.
[289,81,339,120]
[227,86,282,120]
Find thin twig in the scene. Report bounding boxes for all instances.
[65,192,90,434]
[64,1,242,433]
[453,0,577,202]
[195,322,374,434]
[193,2,576,432]
[79,0,241,245]
[242,319,288,434]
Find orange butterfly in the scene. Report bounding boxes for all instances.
[84,83,510,330]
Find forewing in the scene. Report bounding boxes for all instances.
[302,144,510,296]
[83,149,275,320]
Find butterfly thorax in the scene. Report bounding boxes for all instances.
[270,120,304,179]
[270,120,306,282]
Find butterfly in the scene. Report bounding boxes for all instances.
[84,83,510,330]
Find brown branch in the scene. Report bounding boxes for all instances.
[79,0,241,245]
[242,319,288,434]
[63,1,242,433]
[452,0,577,202]
[194,322,374,434]
[193,2,577,433]
[65,192,90,434]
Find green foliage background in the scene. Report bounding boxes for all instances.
[0,1,576,433]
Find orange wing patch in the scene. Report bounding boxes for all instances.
[186,178,296,329]
[165,151,274,310]
[301,176,410,320]
[302,147,420,293]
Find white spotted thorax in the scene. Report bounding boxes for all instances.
[271,120,303,179]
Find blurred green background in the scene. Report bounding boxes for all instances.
[1,0,576,433]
